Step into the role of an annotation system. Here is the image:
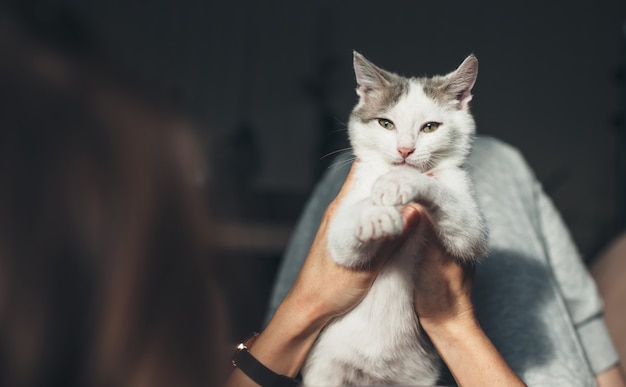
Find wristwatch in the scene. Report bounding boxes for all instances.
[232,333,299,387]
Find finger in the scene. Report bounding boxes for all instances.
[401,202,425,229]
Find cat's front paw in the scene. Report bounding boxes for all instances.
[371,170,424,206]
[356,205,403,242]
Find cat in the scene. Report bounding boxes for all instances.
[301,52,489,386]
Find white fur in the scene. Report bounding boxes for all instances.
[302,54,487,386]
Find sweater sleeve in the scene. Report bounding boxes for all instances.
[535,181,619,374]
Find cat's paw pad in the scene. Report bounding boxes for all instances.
[356,206,403,242]
[371,175,419,206]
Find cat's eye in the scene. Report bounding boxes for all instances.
[377,118,395,130]
[422,122,441,133]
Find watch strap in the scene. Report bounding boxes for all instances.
[232,335,299,387]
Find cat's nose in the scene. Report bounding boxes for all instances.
[397,147,415,159]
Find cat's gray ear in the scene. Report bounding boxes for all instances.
[353,51,393,100]
[442,54,478,110]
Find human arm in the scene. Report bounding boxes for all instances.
[407,203,527,387]
[244,160,524,386]
[596,366,626,387]
[226,162,419,386]
[591,232,626,387]
[239,198,528,387]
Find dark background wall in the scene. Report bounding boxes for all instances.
[8,0,626,341]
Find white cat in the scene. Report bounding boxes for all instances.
[301,52,489,386]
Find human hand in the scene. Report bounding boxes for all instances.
[404,203,476,330]
[283,162,422,330]
[231,162,423,383]
[403,204,529,386]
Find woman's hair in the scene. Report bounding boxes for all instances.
[0,14,225,387]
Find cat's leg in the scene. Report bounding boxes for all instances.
[327,198,404,268]
[371,168,488,262]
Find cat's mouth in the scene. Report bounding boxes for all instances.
[391,160,425,172]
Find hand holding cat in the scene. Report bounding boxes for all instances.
[306,160,481,326]
[406,202,476,329]
[231,164,522,387]
[403,203,527,387]
[288,161,422,324]
[227,162,425,385]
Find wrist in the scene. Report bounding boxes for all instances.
[281,276,342,334]
[416,292,475,331]
[280,287,334,336]
[420,311,527,386]
[419,306,479,343]
[245,295,328,378]
[232,333,299,387]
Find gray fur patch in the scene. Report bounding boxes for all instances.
[420,75,457,106]
[351,74,409,123]
[340,362,385,386]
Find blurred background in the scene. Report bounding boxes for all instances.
[3,0,626,345]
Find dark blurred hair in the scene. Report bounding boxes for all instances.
[0,13,225,387]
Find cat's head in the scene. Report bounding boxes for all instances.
[348,51,478,172]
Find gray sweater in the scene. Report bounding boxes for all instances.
[266,136,618,386]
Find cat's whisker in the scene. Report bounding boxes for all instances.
[320,147,354,160]
[328,156,356,170]
[333,118,349,128]
[329,156,356,167]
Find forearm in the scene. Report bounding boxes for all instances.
[596,365,626,387]
[226,294,328,386]
[422,314,526,387]
[227,166,415,386]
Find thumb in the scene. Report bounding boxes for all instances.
[371,203,424,272]
[401,203,425,230]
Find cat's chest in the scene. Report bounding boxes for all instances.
[350,163,435,201]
